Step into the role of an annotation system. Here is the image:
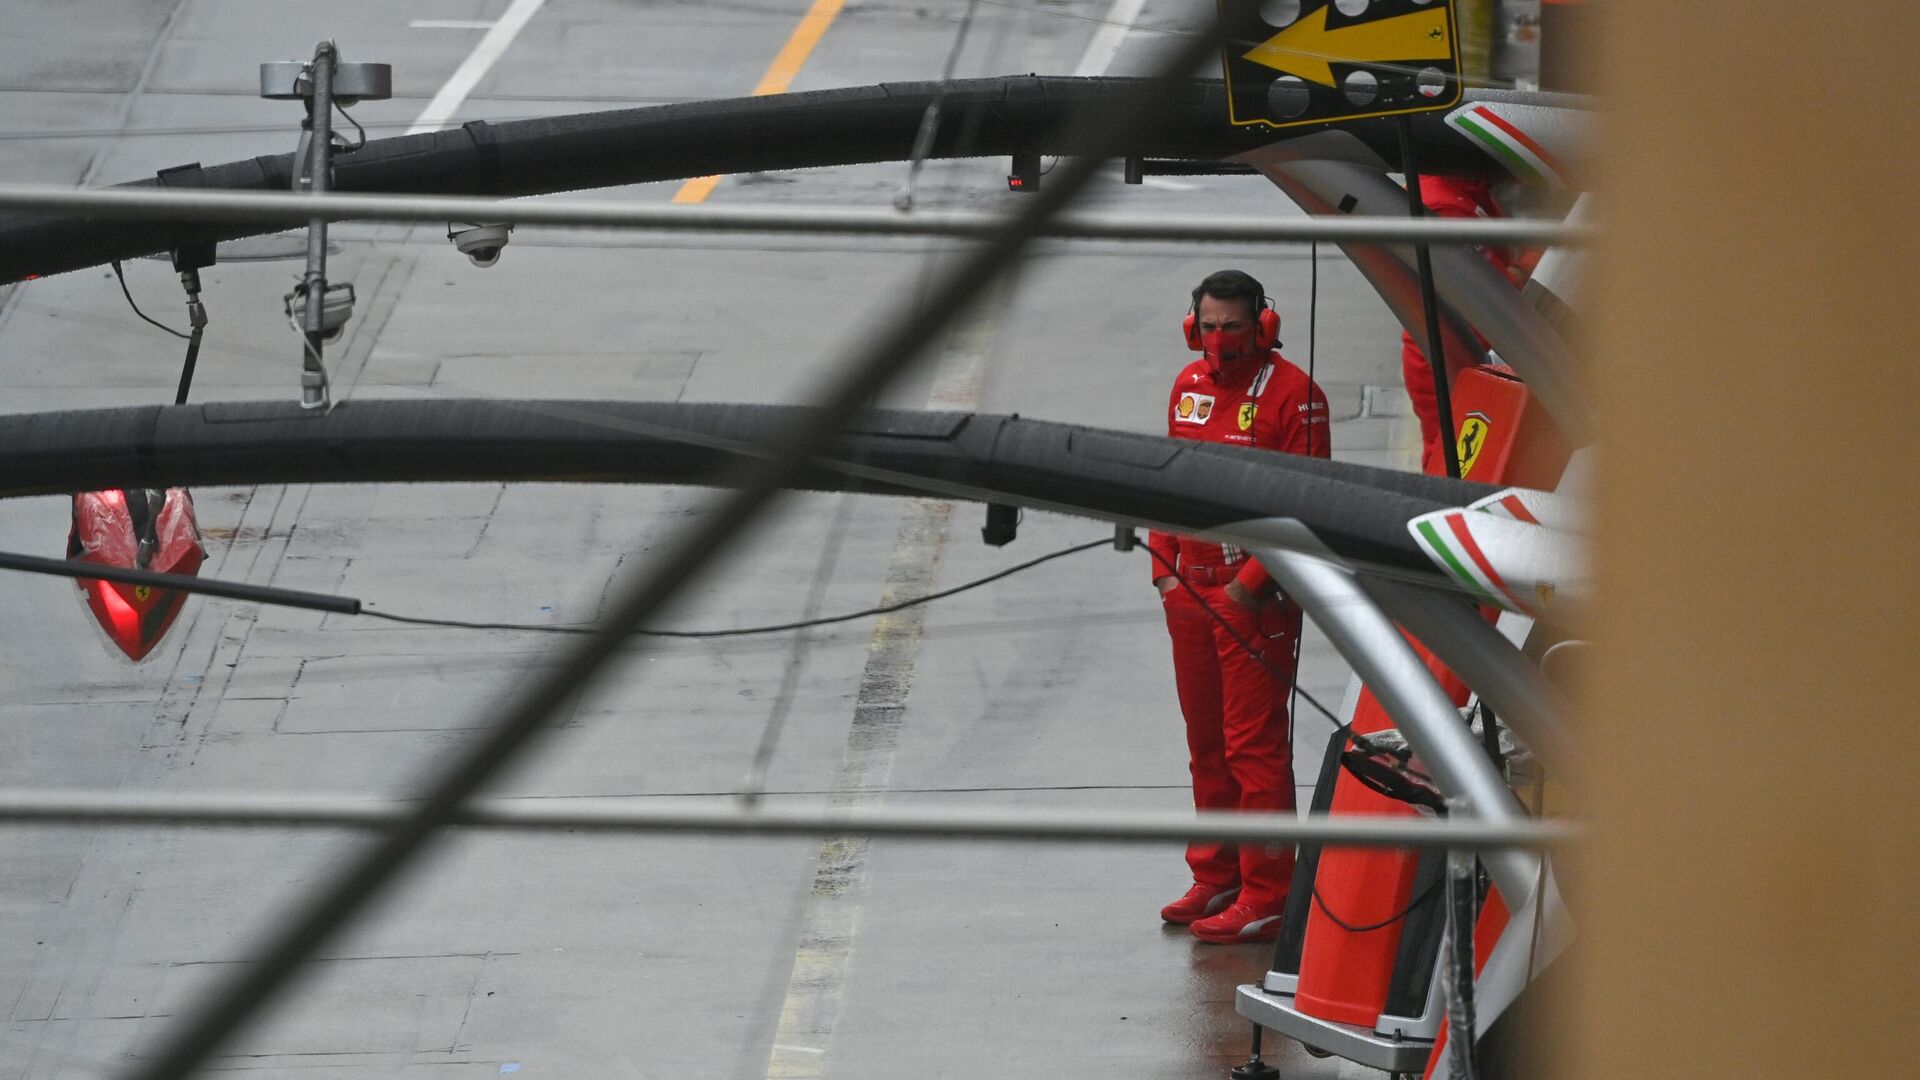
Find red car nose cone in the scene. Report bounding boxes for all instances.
[68,488,205,662]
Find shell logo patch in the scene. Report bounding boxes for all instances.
[1238,403,1257,431]
[1176,393,1215,425]
[1457,412,1491,477]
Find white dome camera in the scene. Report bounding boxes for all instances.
[447,222,512,268]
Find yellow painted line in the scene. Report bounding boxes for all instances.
[672,0,847,204]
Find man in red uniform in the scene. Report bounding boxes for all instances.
[1149,269,1331,943]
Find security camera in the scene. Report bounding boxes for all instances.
[448,222,512,268]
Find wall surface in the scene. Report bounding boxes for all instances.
[1580,2,1920,1077]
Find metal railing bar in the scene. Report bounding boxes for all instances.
[0,183,1590,247]
[124,19,1239,1080]
[0,790,1575,850]
[0,549,362,615]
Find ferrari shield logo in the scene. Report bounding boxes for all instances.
[133,585,152,602]
[1457,412,1491,477]
[1237,403,1257,431]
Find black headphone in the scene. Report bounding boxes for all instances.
[1183,270,1280,351]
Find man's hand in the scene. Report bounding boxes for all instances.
[1223,579,1259,609]
[1155,575,1179,595]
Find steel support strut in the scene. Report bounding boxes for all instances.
[1398,114,1461,477]
[123,19,1238,1080]
[296,41,336,410]
[1360,576,1577,778]
[1251,546,1538,902]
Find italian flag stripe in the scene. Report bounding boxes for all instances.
[1472,105,1572,186]
[1416,519,1498,604]
[1498,493,1540,524]
[1446,511,1532,613]
[1452,114,1546,184]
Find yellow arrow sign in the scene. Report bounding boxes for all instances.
[1243,4,1452,88]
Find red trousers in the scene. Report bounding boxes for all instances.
[1161,577,1302,911]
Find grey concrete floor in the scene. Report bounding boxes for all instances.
[0,2,1420,1077]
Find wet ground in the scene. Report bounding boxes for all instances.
[0,2,1419,1077]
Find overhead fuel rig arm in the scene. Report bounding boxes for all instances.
[0,398,1501,590]
[0,76,1523,286]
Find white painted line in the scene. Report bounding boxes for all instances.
[406,0,548,135]
[757,282,1014,1080]
[1072,0,1149,77]
[409,19,498,30]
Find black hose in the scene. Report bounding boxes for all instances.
[0,77,1514,284]
[0,400,1505,580]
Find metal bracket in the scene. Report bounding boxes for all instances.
[261,42,388,411]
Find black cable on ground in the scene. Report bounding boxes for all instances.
[361,536,1110,638]
[110,260,191,339]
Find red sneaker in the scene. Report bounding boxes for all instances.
[1160,882,1240,925]
[1190,901,1285,944]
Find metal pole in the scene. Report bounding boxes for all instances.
[0,791,1575,850]
[1398,114,1461,477]
[1253,546,1538,902]
[1445,805,1481,1080]
[174,268,206,405]
[0,550,361,615]
[297,41,336,410]
[0,183,1592,247]
[123,21,1239,1080]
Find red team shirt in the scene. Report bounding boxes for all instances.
[1146,349,1332,591]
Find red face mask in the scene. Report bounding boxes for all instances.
[1200,327,1255,363]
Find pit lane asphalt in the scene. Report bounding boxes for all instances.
[0,2,1413,1077]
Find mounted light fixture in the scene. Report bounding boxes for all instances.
[283,281,355,342]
